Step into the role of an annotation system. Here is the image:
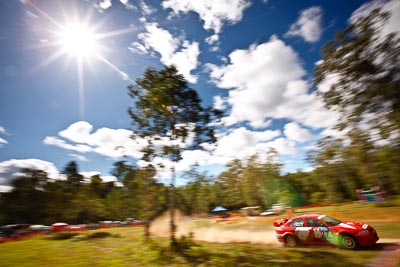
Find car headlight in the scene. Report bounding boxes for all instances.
[358,230,369,235]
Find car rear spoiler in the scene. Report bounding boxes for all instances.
[273,218,288,227]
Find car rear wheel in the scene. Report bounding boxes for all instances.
[339,234,358,249]
[285,235,297,247]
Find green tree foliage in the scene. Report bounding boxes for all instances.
[0,161,169,226]
[309,7,400,200]
[314,8,400,142]
[177,166,214,215]
[218,159,245,209]
[130,166,168,237]
[241,155,267,207]
[104,188,133,221]
[63,161,84,190]
[374,146,400,195]
[210,151,301,210]
[111,161,136,184]
[127,65,219,242]
[307,129,400,200]
[0,169,49,224]
[69,187,106,224]
[127,65,219,162]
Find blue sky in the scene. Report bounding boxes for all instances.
[1,0,399,191]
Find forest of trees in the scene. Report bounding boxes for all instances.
[1,138,399,226]
[1,8,399,227]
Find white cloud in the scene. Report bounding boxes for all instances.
[213,95,227,110]
[205,34,219,45]
[0,126,8,146]
[284,122,316,143]
[69,154,89,162]
[43,136,93,153]
[162,0,251,44]
[44,121,146,159]
[264,138,297,156]
[0,157,119,191]
[139,0,155,15]
[90,127,145,158]
[99,0,112,10]
[59,121,93,143]
[128,42,148,55]
[0,137,7,147]
[120,0,136,11]
[212,127,281,161]
[0,126,6,134]
[0,159,60,187]
[208,36,338,130]
[167,41,200,83]
[285,6,323,43]
[138,23,179,59]
[92,0,136,12]
[44,121,211,181]
[135,126,284,177]
[133,23,200,83]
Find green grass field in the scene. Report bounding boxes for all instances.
[1,202,399,267]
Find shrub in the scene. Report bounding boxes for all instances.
[86,232,113,239]
[49,232,79,240]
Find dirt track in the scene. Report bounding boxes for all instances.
[149,211,400,247]
[149,211,277,243]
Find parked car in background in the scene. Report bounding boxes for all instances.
[124,218,145,226]
[260,204,287,216]
[51,222,69,232]
[28,225,51,234]
[68,225,87,231]
[273,214,379,249]
[260,208,280,216]
[0,224,31,238]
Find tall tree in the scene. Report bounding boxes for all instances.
[111,161,136,184]
[218,159,245,209]
[178,166,213,215]
[127,65,219,244]
[63,161,84,190]
[314,8,400,142]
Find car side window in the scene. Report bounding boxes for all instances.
[306,218,324,227]
[289,218,304,227]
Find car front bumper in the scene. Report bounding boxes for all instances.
[357,231,379,246]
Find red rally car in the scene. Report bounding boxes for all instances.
[274,214,379,249]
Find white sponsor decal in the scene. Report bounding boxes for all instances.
[339,223,356,229]
[295,227,312,241]
[362,224,369,229]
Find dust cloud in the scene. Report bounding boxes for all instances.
[149,210,279,246]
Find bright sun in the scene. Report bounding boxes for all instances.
[59,23,99,58]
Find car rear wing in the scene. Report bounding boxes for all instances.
[273,218,288,227]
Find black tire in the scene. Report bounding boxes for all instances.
[339,234,358,249]
[285,235,297,247]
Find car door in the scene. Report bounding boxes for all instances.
[305,218,331,243]
[289,218,312,243]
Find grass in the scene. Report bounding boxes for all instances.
[1,202,399,266]
[0,231,388,267]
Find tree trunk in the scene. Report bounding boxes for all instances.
[170,168,177,246]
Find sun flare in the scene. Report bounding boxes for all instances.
[58,23,100,58]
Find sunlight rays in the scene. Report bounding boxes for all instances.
[58,23,99,58]
[24,1,134,119]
